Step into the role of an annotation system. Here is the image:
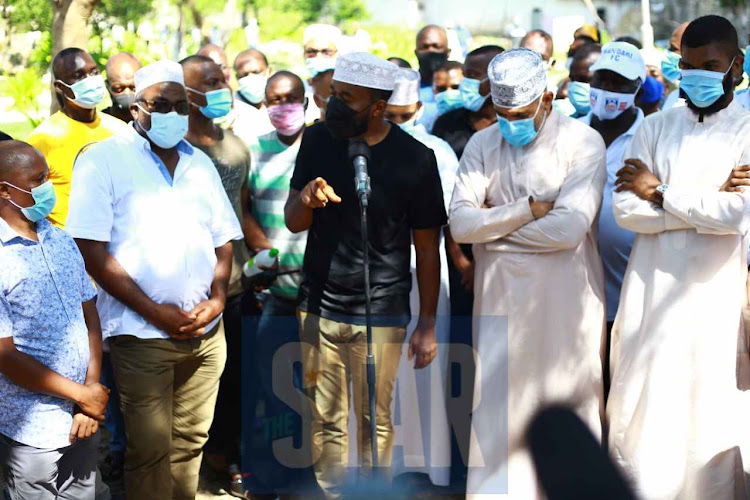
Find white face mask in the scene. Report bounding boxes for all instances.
[589,87,638,121]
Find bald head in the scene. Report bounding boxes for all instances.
[198,44,231,83]
[416,25,449,54]
[234,49,270,79]
[521,30,554,62]
[106,52,141,81]
[0,141,46,181]
[106,53,141,110]
[670,22,690,53]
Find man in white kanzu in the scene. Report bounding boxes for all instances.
[449,48,606,498]
[608,15,750,499]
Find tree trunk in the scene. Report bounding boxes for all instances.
[49,0,99,113]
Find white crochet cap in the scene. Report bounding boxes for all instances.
[134,60,184,95]
[303,24,342,47]
[388,68,420,105]
[488,48,547,109]
[333,52,398,91]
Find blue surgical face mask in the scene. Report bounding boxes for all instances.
[459,77,489,112]
[57,74,106,109]
[680,57,735,109]
[3,180,57,222]
[435,89,463,115]
[743,46,750,78]
[497,97,546,148]
[238,74,267,104]
[136,104,189,149]
[398,107,424,136]
[306,57,336,78]
[661,51,681,84]
[567,81,591,115]
[187,87,233,119]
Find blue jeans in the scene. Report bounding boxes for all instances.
[242,294,314,495]
[101,351,126,453]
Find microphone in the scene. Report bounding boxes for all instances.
[348,138,371,205]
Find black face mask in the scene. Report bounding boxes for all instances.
[111,93,136,113]
[417,52,448,86]
[325,96,371,140]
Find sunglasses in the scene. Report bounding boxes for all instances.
[137,98,190,115]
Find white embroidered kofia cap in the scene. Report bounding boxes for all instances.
[333,52,399,91]
[388,68,421,105]
[489,48,547,109]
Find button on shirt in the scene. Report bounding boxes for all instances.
[0,218,96,449]
[65,130,243,340]
[580,109,643,321]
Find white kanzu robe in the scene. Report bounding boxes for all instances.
[449,110,607,499]
[609,99,750,499]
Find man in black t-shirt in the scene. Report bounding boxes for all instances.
[285,52,446,497]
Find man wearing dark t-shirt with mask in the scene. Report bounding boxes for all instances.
[285,52,445,498]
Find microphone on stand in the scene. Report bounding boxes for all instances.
[347,137,379,470]
[348,138,371,206]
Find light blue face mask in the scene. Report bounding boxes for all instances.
[306,57,336,78]
[661,51,682,84]
[435,89,463,115]
[680,57,734,109]
[137,104,189,149]
[238,74,267,104]
[3,180,57,222]
[567,81,591,115]
[187,87,233,119]
[743,46,750,78]
[459,77,489,112]
[497,98,546,148]
[57,74,106,109]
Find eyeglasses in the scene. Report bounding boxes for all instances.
[137,98,190,115]
[305,48,335,57]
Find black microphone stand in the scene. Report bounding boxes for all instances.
[356,175,378,472]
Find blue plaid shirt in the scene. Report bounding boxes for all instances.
[0,218,96,449]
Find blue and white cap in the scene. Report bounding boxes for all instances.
[590,41,646,83]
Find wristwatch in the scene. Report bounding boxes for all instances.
[655,184,669,196]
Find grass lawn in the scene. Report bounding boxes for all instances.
[2,121,35,141]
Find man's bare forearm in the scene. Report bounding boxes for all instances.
[0,338,85,405]
[285,189,314,233]
[444,227,470,266]
[414,228,441,323]
[74,239,160,324]
[82,299,103,385]
[242,187,273,252]
[210,242,234,306]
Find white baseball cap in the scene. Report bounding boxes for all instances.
[589,41,646,83]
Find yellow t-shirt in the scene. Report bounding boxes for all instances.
[26,111,130,228]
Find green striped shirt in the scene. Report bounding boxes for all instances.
[249,131,307,299]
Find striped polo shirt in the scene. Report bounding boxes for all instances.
[249,130,307,299]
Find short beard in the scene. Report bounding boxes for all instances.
[682,73,733,116]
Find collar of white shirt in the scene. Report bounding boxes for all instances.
[129,124,195,186]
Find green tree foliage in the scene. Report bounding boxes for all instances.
[0,67,46,126]
[1,0,52,33]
